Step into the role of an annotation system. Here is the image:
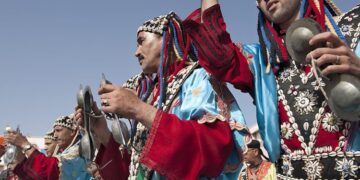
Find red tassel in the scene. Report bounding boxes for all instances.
[306,0,326,31]
[265,19,289,62]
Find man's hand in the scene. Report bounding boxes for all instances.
[74,102,111,146]
[201,0,219,22]
[306,32,360,77]
[4,131,30,148]
[98,84,157,129]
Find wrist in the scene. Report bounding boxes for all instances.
[133,102,157,128]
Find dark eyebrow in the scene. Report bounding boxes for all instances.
[137,36,145,44]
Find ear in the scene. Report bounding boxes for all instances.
[70,129,77,137]
[255,149,260,156]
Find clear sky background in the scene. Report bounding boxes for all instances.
[0,1,358,136]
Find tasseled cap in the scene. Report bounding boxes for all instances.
[53,114,77,131]
[44,130,56,141]
[137,12,176,35]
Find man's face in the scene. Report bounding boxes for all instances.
[257,0,301,25]
[53,126,75,149]
[135,31,162,74]
[44,139,56,157]
[243,148,259,165]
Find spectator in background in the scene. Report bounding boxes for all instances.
[239,139,276,180]
[43,130,57,157]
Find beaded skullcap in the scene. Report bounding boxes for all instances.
[44,130,56,141]
[137,12,176,35]
[53,114,77,131]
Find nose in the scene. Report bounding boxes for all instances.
[135,46,141,58]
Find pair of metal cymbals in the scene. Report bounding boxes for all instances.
[286,18,360,121]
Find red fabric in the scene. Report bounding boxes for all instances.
[183,5,254,93]
[315,125,341,149]
[278,101,302,150]
[303,65,312,74]
[278,100,290,124]
[140,110,233,180]
[95,134,131,180]
[314,108,343,149]
[13,150,59,180]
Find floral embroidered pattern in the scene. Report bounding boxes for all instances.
[294,90,318,115]
[279,68,296,83]
[311,77,326,91]
[341,24,355,36]
[281,159,294,176]
[281,123,294,139]
[344,12,359,22]
[300,71,313,84]
[303,160,323,179]
[322,113,343,132]
[287,85,300,96]
[335,158,359,178]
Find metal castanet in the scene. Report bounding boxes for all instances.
[3,126,20,165]
[111,120,130,148]
[77,85,96,161]
[286,18,360,121]
[286,18,324,67]
[100,74,130,147]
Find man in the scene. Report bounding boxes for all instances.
[185,0,360,179]
[43,130,56,157]
[5,115,91,179]
[239,139,276,180]
[76,12,250,179]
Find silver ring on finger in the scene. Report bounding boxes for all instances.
[335,55,340,65]
[102,99,110,106]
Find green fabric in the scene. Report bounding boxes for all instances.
[137,165,145,180]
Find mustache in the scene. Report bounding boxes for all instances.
[137,55,144,62]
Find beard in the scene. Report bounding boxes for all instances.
[262,0,301,25]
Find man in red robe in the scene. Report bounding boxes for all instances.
[75,11,250,180]
[5,115,91,180]
[43,130,57,157]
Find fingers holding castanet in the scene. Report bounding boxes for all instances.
[74,106,84,127]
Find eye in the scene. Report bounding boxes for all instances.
[137,37,145,46]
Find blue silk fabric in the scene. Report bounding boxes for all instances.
[56,140,91,180]
[243,44,281,163]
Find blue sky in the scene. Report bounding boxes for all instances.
[0,1,358,136]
